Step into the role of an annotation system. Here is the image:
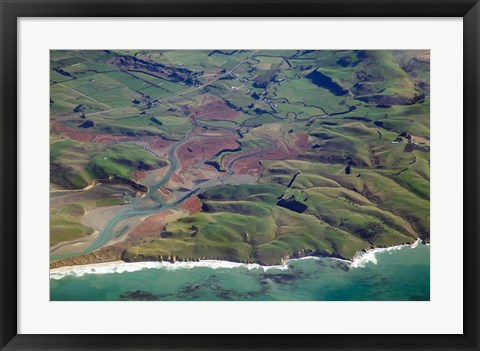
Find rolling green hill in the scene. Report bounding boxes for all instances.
[50,50,429,264]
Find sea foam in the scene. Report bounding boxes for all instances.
[351,239,422,268]
[50,259,289,280]
[51,239,425,279]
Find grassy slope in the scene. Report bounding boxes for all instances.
[51,140,167,189]
[51,50,429,264]
[50,198,127,246]
[125,152,428,264]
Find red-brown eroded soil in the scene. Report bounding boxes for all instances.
[190,97,240,121]
[51,122,102,143]
[51,122,176,152]
[133,170,147,181]
[129,210,173,238]
[158,187,171,195]
[230,156,263,175]
[150,137,176,151]
[170,173,185,184]
[228,133,311,175]
[177,136,240,169]
[295,133,309,149]
[179,195,202,214]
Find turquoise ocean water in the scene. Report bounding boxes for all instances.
[50,242,429,301]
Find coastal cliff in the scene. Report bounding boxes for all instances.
[50,239,425,270]
[50,246,123,269]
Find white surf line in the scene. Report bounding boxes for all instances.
[58,83,111,109]
[351,239,423,268]
[50,239,426,280]
[50,259,290,280]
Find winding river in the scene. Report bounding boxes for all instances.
[50,130,241,262]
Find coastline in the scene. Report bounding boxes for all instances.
[50,239,424,280]
[351,238,422,268]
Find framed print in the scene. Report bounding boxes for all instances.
[1,0,479,350]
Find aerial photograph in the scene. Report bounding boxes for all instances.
[50,50,430,301]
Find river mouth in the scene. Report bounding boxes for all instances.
[50,49,430,281]
[50,129,248,262]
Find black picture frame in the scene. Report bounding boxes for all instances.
[1,1,479,350]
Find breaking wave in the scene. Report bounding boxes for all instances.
[50,239,425,279]
[50,259,289,280]
[351,239,423,268]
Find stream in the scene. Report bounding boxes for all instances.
[50,130,239,262]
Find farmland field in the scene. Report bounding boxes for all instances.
[50,50,430,301]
